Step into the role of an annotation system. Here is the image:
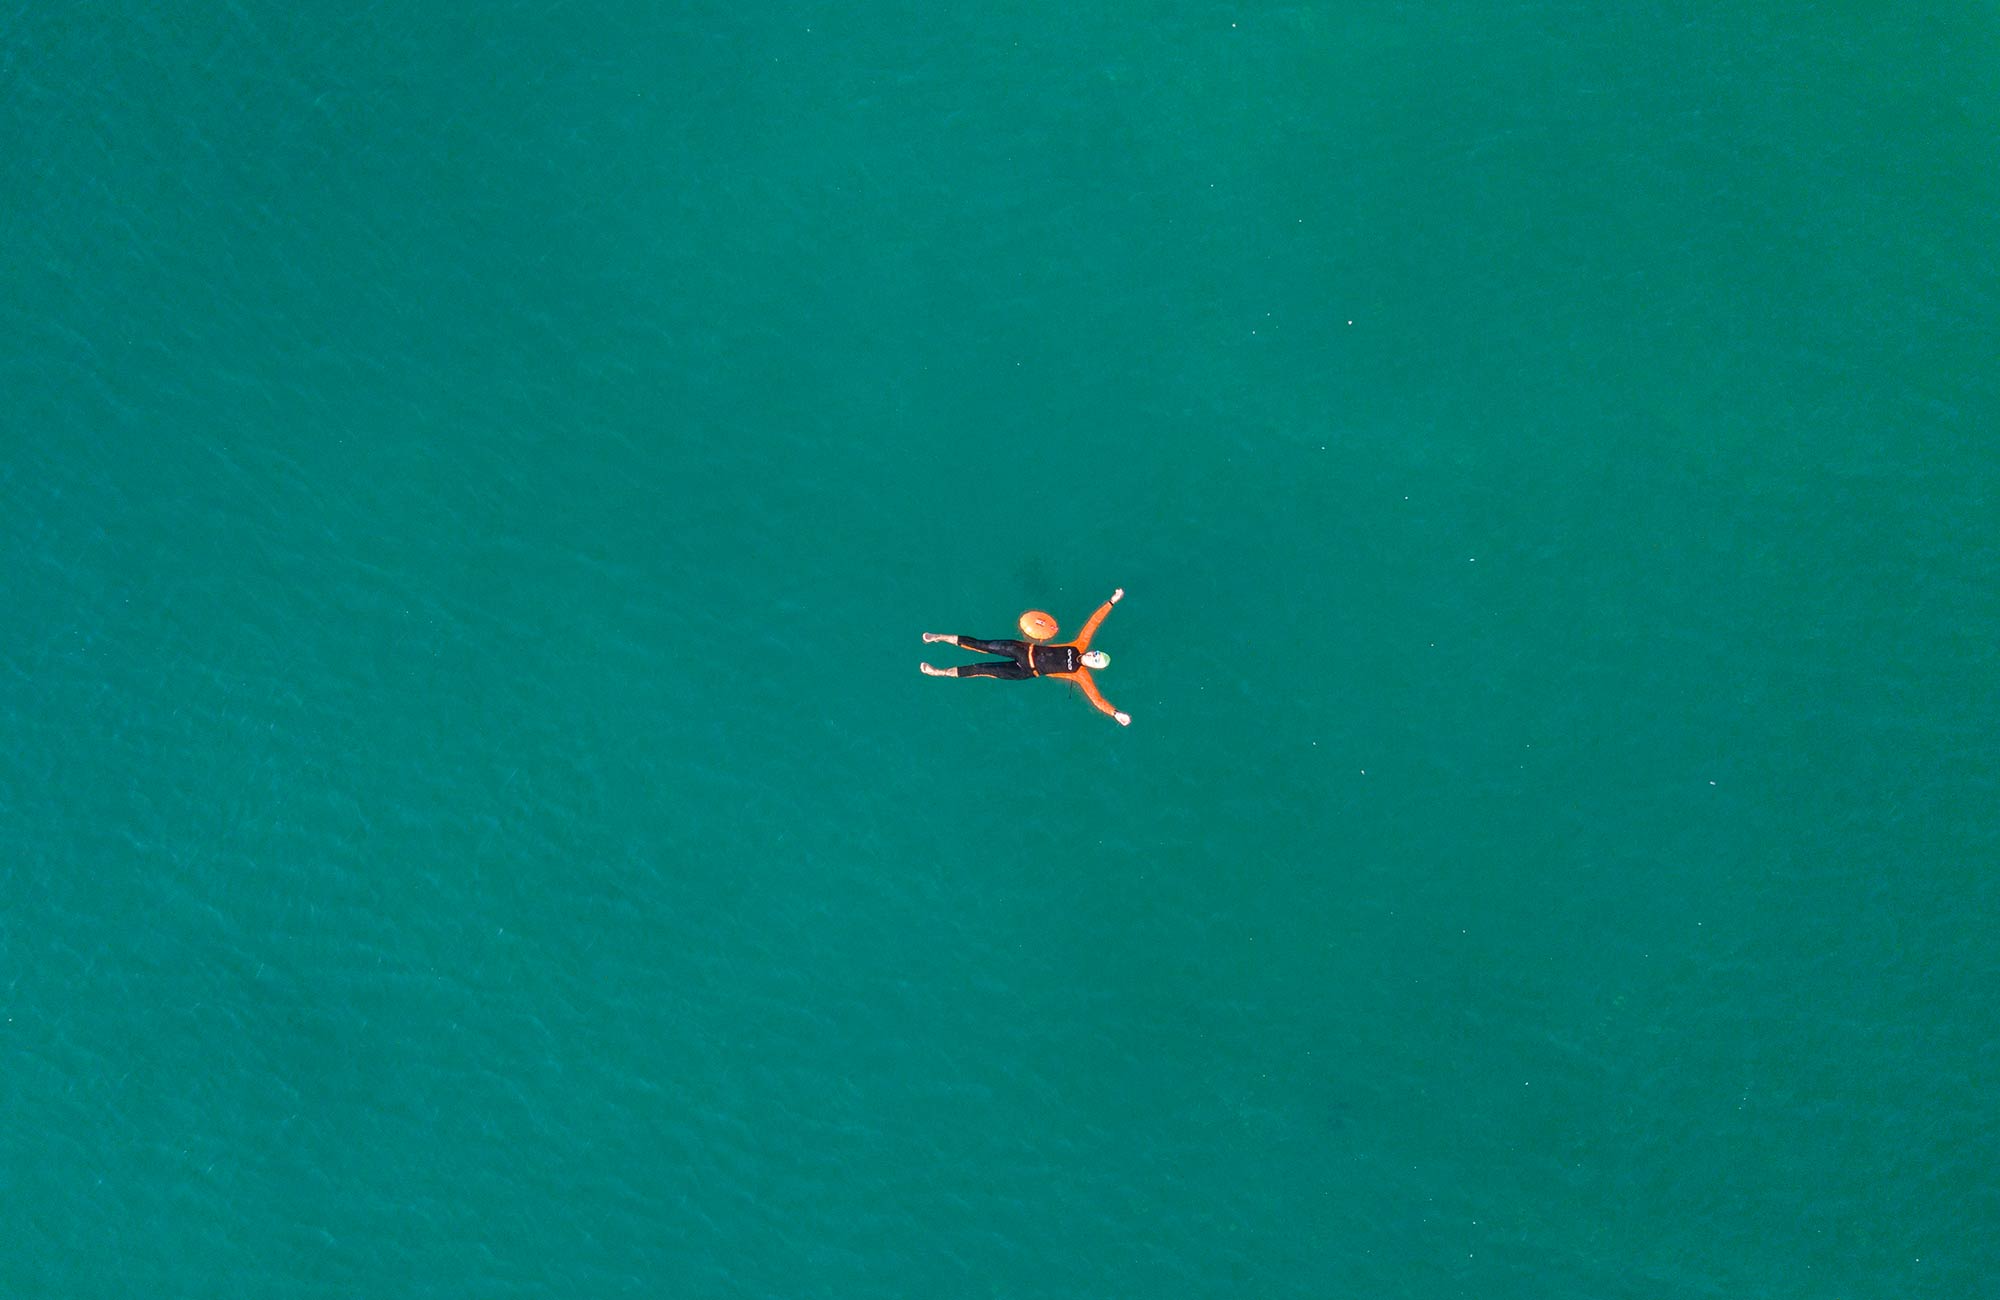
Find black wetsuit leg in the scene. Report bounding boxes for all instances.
[955,637,1033,680]
[958,637,1031,663]
[959,660,1033,680]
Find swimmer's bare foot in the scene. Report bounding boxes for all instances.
[921,633,958,644]
[1111,588,1124,603]
[1114,711,1131,726]
[919,662,957,677]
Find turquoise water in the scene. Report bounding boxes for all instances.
[5,3,1996,1295]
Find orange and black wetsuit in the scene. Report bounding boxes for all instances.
[954,599,1121,719]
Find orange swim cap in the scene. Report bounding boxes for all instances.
[1018,610,1059,641]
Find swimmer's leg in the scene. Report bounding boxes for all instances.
[957,637,1032,665]
[958,660,1034,679]
[921,660,1031,679]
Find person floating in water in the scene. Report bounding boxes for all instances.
[920,588,1130,726]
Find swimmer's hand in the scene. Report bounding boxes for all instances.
[1115,711,1130,726]
[1111,588,1124,603]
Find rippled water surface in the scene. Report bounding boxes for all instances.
[5,4,1996,1296]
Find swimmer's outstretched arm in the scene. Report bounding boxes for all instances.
[1066,669,1130,726]
[1074,587,1124,650]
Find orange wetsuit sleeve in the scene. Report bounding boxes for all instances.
[1074,599,1116,650]
[1061,669,1119,719]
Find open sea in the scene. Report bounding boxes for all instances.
[4,3,1996,1296]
